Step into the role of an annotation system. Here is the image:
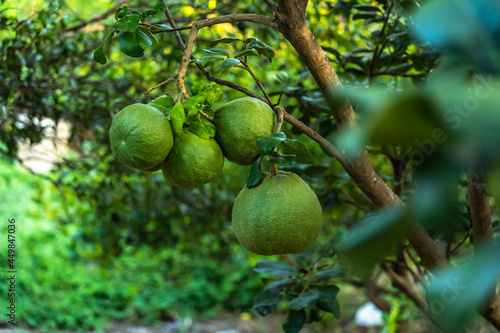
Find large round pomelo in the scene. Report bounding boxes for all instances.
[109,103,173,170]
[214,97,276,165]
[232,171,323,255]
[161,130,224,188]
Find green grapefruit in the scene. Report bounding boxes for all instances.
[161,130,224,188]
[109,103,173,170]
[214,97,276,165]
[232,171,323,255]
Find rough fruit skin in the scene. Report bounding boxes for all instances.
[161,130,224,188]
[214,97,276,165]
[232,171,323,255]
[109,103,173,170]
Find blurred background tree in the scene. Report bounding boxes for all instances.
[1,0,500,332]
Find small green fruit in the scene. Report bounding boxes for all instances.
[109,103,173,170]
[214,97,276,165]
[161,130,224,188]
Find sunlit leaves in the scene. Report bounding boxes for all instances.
[148,95,173,112]
[170,104,185,136]
[189,118,216,139]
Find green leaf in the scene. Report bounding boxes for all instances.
[291,252,313,270]
[247,159,263,188]
[234,49,259,58]
[118,32,144,58]
[148,95,173,112]
[170,103,185,136]
[203,48,230,57]
[93,31,115,65]
[151,24,172,31]
[153,2,166,11]
[427,242,500,332]
[216,57,241,72]
[190,82,205,96]
[309,285,340,302]
[209,37,242,47]
[206,83,224,106]
[268,152,296,166]
[313,266,345,279]
[205,84,223,106]
[183,93,207,108]
[246,37,275,61]
[113,14,140,32]
[141,9,158,21]
[115,6,130,19]
[256,132,287,155]
[352,12,380,20]
[263,278,296,291]
[254,260,298,277]
[139,28,157,47]
[282,310,306,333]
[190,56,223,69]
[316,299,340,318]
[353,4,381,12]
[135,29,153,48]
[338,206,413,275]
[289,289,319,310]
[253,288,285,316]
[189,118,216,140]
[278,139,315,164]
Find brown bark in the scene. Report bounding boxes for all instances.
[467,170,500,328]
[467,170,493,247]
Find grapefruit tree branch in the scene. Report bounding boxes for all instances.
[273,0,446,268]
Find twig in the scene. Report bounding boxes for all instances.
[60,0,132,34]
[450,231,470,255]
[275,91,285,107]
[176,26,199,100]
[270,108,284,175]
[149,25,193,34]
[240,60,274,107]
[161,5,346,167]
[173,14,277,100]
[263,0,278,11]
[368,0,395,82]
[160,0,186,49]
[198,110,214,122]
[144,75,177,95]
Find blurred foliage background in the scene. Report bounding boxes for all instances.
[1,0,500,332]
